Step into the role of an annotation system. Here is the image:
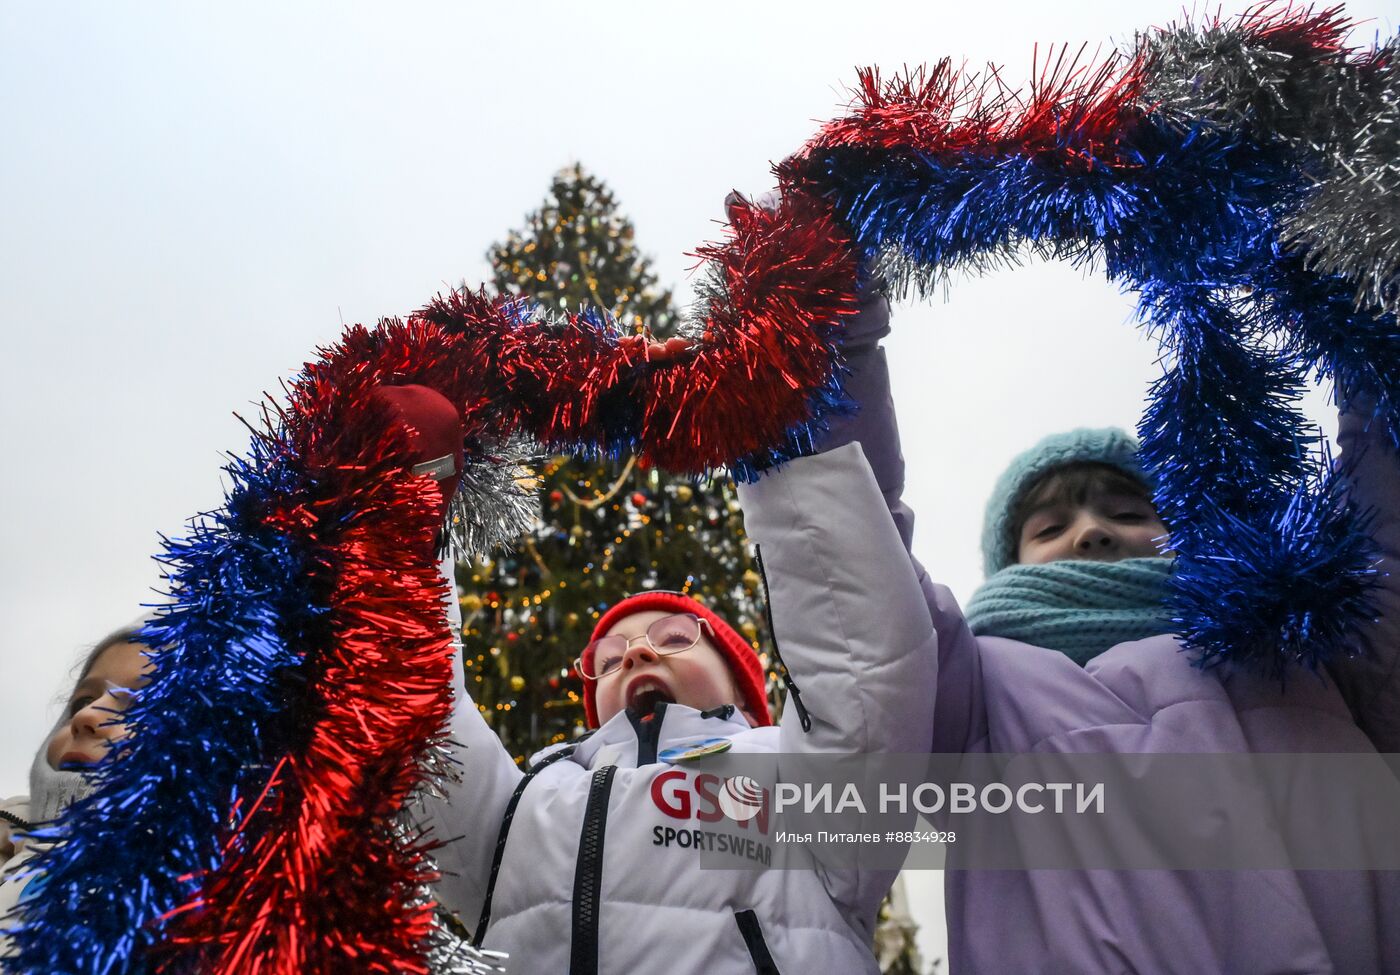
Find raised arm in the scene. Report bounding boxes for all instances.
[816,285,916,550]
[736,441,936,756]
[370,385,528,925]
[807,286,990,754]
[1330,403,1400,752]
[734,441,934,937]
[417,565,525,927]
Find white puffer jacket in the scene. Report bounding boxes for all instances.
[1,795,34,962]
[423,442,937,973]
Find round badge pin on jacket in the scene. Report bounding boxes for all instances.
[659,737,733,764]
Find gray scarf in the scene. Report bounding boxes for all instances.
[26,714,93,828]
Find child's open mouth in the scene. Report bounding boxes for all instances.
[625,676,676,715]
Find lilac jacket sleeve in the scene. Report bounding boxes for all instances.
[1331,407,1400,753]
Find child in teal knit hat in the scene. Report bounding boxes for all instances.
[964,428,1174,665]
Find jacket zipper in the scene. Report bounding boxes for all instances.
[0,809,33,832]
[569,765,617,975]
[627,700,668,765]
[473,743,578,946]
[734,909,783,974]
[753,544,812,732]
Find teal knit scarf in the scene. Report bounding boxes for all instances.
[965,557,1174,666]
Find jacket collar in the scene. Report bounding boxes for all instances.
[568,702,751,770]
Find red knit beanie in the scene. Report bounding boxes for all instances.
[582,591,771,729]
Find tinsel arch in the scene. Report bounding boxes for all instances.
[7,4,1397,973]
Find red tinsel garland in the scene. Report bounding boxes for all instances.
[161,380,453,974]
[418,190,859,470]
[793,50,1148,167]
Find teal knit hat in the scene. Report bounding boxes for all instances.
[981,427,1150,577]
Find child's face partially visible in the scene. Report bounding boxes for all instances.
[1016,487,1168,566]
[591,610,744,726]
[45,639,151,771]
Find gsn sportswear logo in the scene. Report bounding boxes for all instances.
[650,769,770,834]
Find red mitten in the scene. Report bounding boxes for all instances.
[370,384,464,533]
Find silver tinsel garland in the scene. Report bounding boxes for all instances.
[446,444,538,559]
[1142,11,1399,315]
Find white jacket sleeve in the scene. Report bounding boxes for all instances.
[0,796,33,960]
[736,442,937,755]
[735,442,937,931]
[419,564,524,928]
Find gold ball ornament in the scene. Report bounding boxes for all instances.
[742,569,761,590]
[740,620,759,640]
[510,675,527,693]
[674,484,694,503]
[459,593,484,613]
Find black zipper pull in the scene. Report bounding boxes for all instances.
[626,700,667,765]
[700,704,736,720]
[753,544,812,733]
[0,809,33,832]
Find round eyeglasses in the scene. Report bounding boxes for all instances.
[575,612,713,681]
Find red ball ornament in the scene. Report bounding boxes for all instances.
[630,491,647,506]
[549,489,564,504]
[505,632,519,643]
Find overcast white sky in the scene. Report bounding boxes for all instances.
[3,1,1394,966]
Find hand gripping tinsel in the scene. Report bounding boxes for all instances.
[7,4,1398,973]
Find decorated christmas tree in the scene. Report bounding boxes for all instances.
[458,164,774,762]
[488,163,677,337]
